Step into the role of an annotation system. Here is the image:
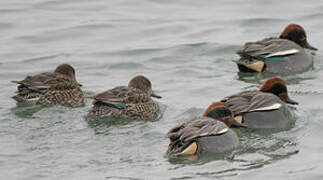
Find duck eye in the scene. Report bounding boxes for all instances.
[270,83,287,96]
[207,107,232,119]
[291,29,305,40]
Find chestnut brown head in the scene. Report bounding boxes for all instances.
[260,77,298,105]
[280,24,317,50]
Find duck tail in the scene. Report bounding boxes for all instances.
[11,80,21,84]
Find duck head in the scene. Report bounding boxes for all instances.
[203,102,246,128]
[260,77,298,105]
[280,24,317,51]
[55,64,75,77]
[128,75,162,98]
[54,63,83,86]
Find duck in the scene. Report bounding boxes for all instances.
[236,24,317,74]
[221,77,298,129]
[11,64,84,107]
[86,75,161,120]
[166,102,245,156]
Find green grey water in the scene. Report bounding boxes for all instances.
[1,0,323,179]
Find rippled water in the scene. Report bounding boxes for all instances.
[1,0,323,179]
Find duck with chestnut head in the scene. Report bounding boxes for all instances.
[166,102,245,156]
[221,77,298,129]
[236,24,317,74]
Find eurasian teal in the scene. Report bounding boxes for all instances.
[11,64,84,107]
[236,24,317,74]
[221,77,298,129]
[86,75,161,120]
[166,102,244,156]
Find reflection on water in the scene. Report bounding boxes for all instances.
[166,120,298,162]
[11,104,44,118]
[167,131,299,179]
[165,106,298,179]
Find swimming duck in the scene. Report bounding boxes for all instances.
[236,24,317,74]
[11,64,84,107]
[87,75,161,120]
[167,102,245,156]
[221,77,297,129]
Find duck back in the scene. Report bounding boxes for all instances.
[222,91,293,129]
[237,38,313,74]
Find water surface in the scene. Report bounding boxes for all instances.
[1,0,323,179]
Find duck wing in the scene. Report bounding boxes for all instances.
[222,91,282,115]
[92,86,150,109]
[238,37,300,58]
[167,117,228,155]
[167,117,228,143]
[236,38,301,72]
[12,72,76,92]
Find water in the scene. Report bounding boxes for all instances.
[1,0,323,179]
